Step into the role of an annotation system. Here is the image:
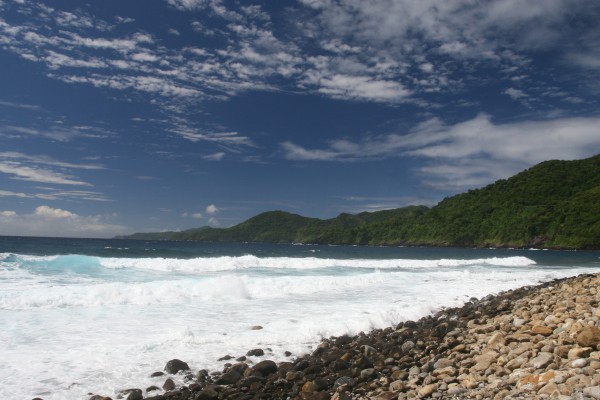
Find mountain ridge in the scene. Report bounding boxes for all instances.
[117,154,600,249]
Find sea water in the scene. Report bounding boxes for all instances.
[1,237,599,399]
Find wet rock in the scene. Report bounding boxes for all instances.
[195,387,219,400]
[214,369,242,385]
[333,376,356,390]
[401,340,415,353]
[251,360,277,376]
[360,368,376,379]
[251,325,263,330]
[117,389,142,400]
[162,378,175,391]
[149,371,164,378]
[164,359,190,374]
[246,348,264,357]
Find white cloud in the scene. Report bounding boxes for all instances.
[504,88,527,99]
[282,114,600,191]
[0,206,128,238]
[0,100,42,110]
[0,152,103,186]
[202,152,226,161]
[0,188,109,202]
[0,162,91,186]
[167,0,209,11]
[205,204,219,215]
[315,74,411,103]
[35,205,76,218]
[182,212,203,219]
[173,129,254,147]
[419,63,434,73]
[207,217,220,226]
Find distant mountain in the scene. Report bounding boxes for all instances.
[117,154,600,249]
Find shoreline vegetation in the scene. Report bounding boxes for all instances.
[81,272,600,400]
[117,154,600,250]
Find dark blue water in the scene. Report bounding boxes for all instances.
[1,236,598,266]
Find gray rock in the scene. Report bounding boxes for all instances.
[215,369,242,385]
[196,387,219,400]
[251,360,277,376]
[360,368,376,379]
[583,386,600,399]
[433,358,453,369]
[117,389,142,400]
[571,358,587,368]
[162,378,175,391]
[333,376,356,389]
[531,352,553,369]
[402,340,416,353]
[246,348,264,357]
[389,379,404,391]
[164,359,190,374]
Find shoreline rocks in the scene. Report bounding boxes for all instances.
[84,273,600,400]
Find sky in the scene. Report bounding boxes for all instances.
[1,0,600,238]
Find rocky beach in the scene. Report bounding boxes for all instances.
[81,272,600,400]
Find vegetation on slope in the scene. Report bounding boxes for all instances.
[117,154,600,249]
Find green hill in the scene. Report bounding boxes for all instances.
[117,154,600,249]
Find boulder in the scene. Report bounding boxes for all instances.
[251,360,277,376]
[117,389,142,400]
[577,326,600,347]
[214,370,242,385]
[164,359,190,374]
[162,378,175,391]
[401,341,416,353]
[246,348,264,357]
[196,387,219,400]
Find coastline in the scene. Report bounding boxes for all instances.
[83,272,600,400]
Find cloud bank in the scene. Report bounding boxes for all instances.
[0,206,127,238]
[282,114,600,190]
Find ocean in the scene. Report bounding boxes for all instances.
[1,236,599,400]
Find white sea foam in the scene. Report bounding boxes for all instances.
[97,254,536,272]
[1,250,598,400]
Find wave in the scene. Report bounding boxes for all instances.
[1,252,537,273]
[97,255,536,272]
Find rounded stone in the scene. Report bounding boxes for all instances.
[164,359,190,374]
[571,358,587,368]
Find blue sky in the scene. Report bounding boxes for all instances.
[1,0,599,238]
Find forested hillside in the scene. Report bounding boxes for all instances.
[118,154,600,249]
